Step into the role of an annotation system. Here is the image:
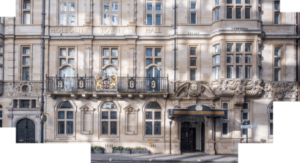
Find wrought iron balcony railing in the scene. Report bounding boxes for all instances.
[46,75,169,93]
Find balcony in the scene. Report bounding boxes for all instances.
[46,75,169,98]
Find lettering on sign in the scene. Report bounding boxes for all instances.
[146,27,161,33]
[50,28,83,33]
[231,28,248,30]
[101,27,120,34]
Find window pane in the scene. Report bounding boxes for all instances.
[236,44,242,52]
[214,66,219,79]
[68,48,75,56]
[156,3,162,11]
[145,122,152,135]
[236,8,241,19]
[104,3,109,11]
[227,0,232,3]
[68,59,74,66]
[103,13,110,25]
[111,49,118,56]
[236,0,241,4]
[154,112,161,119]
[111,111,117,119]
[69,3,75,11]
[222,103,228,109]
[22,67,30,80]
[68,14,75,25]
[110,121,117,134]
[24,12,30,24]
[155,59,161,66]
[190,58,196,66]
[67,111,73,119]
[245,66,251,78]
[236,66,242,78]
[227,55,233,63]
[275,2,280,10]
[190,47,196,55]
[102,121,108,134]
[275,13,280,24]
[214,44,220,53]
[58,121,65,134]
[155,14,162,25]
[214,55,220,64]
[24,1,31,9]
[215,0,219,5]
[214,8,219,21]
[154,122,161,135]
[102,102,117,109]
[60,13,67,25]
[60,59,66,66]
[112,59,118,66]
[222,123,228,135]
[67,121,73,134]
[242,113,248,120]
[245,8,251,19]
[190,69,196,81]
[0,111,2,118]
[227,66,232,78]
[245,44,251,52]
[236,55,242,63]
[146,59,153,66]
[146,49,152,56]
[243,103,248,109]
[227,44,233,52]
[103,59,109,66]
[245,0,250,4]
[103,48,109,56]
[242,128,248,135]
[270,123,273,135]
[112,14,118,25]
[245,55,251,63]
[270,112,273,120]
[275,48,280,56]
[23,57,30,65]
[23,47,30,54]
[155,49,161,56]
[102,111,108,119]
[147,3,152,11]
[275,58,280,67]
[146,112,152,119]
[32,100,36,108]
[275,69,280,81]
[227,7,232,19]
[112,3,118,11]
[58,111,65,119]
[190,12,196,24]
[147,14,152,25]
[60,3,67,11]
[60,48,66,56]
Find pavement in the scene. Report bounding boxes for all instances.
[91,152,238,163]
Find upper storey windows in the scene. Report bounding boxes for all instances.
[146,0,162,25]
[59,0,76,26]
[103,1,119,25]
[274,1,280,24]
[226,0,251,20]
[22,0,31,24]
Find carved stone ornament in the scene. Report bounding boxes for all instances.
[3,82,42,97]
[172,100,181,108]
[174,82,206,98]
[267,82,298,101]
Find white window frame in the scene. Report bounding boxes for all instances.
[146,0,163,26]
[57,102,75,136]
[100,102,118,136]
[103,0,119,26]
[59,0,76,26]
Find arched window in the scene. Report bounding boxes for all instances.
[146,66,161,92]
[57,102,74,135]
[269,104,273,136]
[0,105,2,127]
[145,102,161,135]
[101,102,117,135]
[59,66,74,77]
[59,66,75,91]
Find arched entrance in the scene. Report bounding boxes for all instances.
[16,118,35,143]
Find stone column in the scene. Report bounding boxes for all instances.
[204,117,216,155]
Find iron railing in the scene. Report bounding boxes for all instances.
[46,75,169,93]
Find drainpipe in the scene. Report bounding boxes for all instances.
[40,0,46,143]
[173,0,177,92]
[213,117,216,154]
[169,119,172,154]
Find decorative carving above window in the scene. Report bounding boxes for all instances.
[3,82,42,97]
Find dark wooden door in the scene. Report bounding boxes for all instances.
[16,119,35,143]
[200,122,205,152]
[181,122,196,152]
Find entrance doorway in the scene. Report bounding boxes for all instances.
[16,118,35,143]
[180,121,205,153]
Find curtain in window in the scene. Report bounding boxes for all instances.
[155,14,161,25]
[60,13,67,25]
[215,0,219,5]
[68,14,75,25]
[69,3,75,11]
[112,3,118,11]
[214,66,219,79]
[24,12,30,24]
[214,8,219,21]
[147,14,152,25]
[112,14,118,25]
[103,13,110,25]
[60,3,67,11]
[104,3,109,11]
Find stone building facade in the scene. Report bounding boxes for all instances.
[0,0,298,155]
